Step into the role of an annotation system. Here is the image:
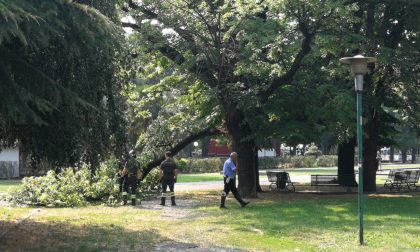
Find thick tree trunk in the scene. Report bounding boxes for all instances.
[363,137,377,192]
[337,137,357,186]
[225,102,258,198]
[411,148,416,164]
[200,136,211,157]
[232,135,257,198]
[401,149,407,163]
[255,146,262,192]
[389,146,394,162]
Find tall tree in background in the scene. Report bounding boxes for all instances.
[0,0,127,174]
[353,1,420,191]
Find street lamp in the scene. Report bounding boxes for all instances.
[193,141,199,157]
[340,55,377,245]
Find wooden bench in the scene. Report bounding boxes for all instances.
[266,171,295,192]
[384,169,420,191]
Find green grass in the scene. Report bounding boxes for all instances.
[0,180,21,192]
[0,192,419,251]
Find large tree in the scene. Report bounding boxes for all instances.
[122,0,336,197]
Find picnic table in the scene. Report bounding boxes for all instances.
[266,170,295,192]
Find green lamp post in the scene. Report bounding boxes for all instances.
[339,55,377,245]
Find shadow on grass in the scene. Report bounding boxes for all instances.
[0,218,219,252]
[205,193,420,238]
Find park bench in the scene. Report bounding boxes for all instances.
[266,171,295,192]
[311,174,340,187]
[384,169,420,191]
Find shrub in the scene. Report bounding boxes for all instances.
[289,156,317,168]
[178,157,224,173]
[258,157,283,170]
[314,155,338,167]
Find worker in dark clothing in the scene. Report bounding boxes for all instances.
[220,152,249,209]
[114,160,124,193]
[122,150,142,206]
[159,151,179,206]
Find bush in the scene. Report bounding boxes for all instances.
[315,155,338,167]
[289,156,317,168]
[258,157,283,170]
[257,155,338,169]
[178,157,224,173]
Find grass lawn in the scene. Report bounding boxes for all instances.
[0,180,21,192]
[0,191,419,251]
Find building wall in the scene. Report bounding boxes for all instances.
[0,148,20,178]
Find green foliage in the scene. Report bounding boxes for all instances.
[258,157,284,170]
[3,160,162,207]
[0,0,128,172]
[138,168,161,200]
[4,168,90,207]
[314,155,338,167]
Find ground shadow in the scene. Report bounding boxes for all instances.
[0,217,242,252]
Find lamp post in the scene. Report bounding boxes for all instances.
[193,141,199,157]
[339,55,377,245]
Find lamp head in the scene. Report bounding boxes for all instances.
[339,55,377,75]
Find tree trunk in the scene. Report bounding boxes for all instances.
[337,137,357,186]
[389,146,394,162]
[255,146,262,192]
[225,102,257,198]
[401,149,407,163]
[233,135,257,198]
[363,137,377,192]
[411,148,416,164]
[200,136,211,157]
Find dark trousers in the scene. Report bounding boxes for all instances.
[122,174,137,196]
[161,178,175,205]
[162,178,175,195]
[223,177,240,198]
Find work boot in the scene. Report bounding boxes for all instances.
[160,197,165,206]
[234,194,249,208]
[123,195,128,206]
[171,196,176,206]
[132,198,136,206]
[220,196,227,209]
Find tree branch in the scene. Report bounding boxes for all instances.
[141,127,224,178]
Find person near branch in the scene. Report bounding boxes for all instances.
[122,149,141,206]
[220,152,250,209]
[159,151,179,206]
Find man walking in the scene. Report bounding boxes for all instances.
[159,151,179,206]
[220,152,249,208]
